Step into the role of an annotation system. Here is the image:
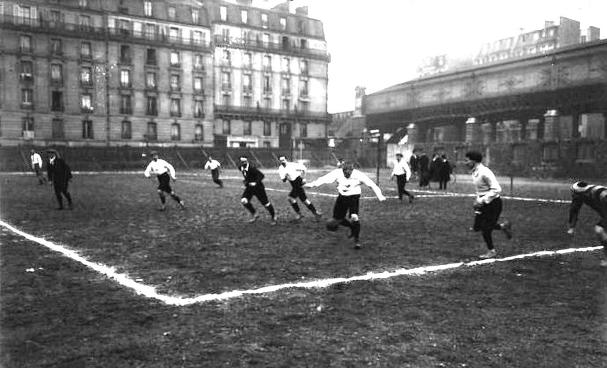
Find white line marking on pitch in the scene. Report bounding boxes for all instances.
[1,219,601,306]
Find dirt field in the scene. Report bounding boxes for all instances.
[1,170,606,367]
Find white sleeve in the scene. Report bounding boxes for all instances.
[144,162,152,177]
[481,170,502,203]
[204,162,210,170]
[308,169,338,187]
[404,162,412,181]
[359,172,384,199]
[166,162,176,179]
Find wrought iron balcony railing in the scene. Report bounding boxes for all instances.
[213,35,329,61]
[213,104,329,120]
[0,15,211,49]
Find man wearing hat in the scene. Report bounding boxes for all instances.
[390,152,414,202]
[46,149,73,210]
[144,151,185,211]
[305,161,386,249]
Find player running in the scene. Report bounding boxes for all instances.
[305,162,385,249]
[278,155,322,221]
[144,151,185,211]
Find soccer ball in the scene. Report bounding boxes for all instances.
[326,219,339,232]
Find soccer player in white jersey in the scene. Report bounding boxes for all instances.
[464,151,512,259]
[390,153,415,202]
[278,155,322,221]
[305,162,386,249]
[30,149,46,185]
[567,181,607,267]
[144,151,185,211]
[204,155,223,188]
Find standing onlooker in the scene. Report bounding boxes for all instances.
[239,155,277,225]
[278,155,322,220]
[30,149,46,185]
[46,149,73,210]
[438,154,453,190]
[465,151,512,259]
[305,161,386,249]
[144,151,185,211]
[417,149,430,188]
[567,181,607,267]
[409,149,419,180]
[429,153,442,187]
[204,155,223,188]
[390,153,414,202]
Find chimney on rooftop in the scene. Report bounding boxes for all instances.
[271,1,290,13]
[295,6,308,16]
[587,26,600,41]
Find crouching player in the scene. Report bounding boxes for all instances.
[305,162,385,249]
[568,181,607,267]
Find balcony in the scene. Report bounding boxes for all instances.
[146,109,158,116]
[20,102,34,110]
[120,107,132,115]
[213,35,330,61]
[81,80,94,88]
[81,106,94,114]
[19,73,33,82]
[23,130,35,140]
[213,104,330,121]
[51,105,64,112]
[193,88,205,96]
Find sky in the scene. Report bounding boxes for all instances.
[256,0,607,113]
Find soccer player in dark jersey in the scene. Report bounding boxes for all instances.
[568,181,607,267]
[239,155,277,225]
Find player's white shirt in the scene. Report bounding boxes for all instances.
[391,159,411,180]
[308,168,384,199]
[205,159,221,170]
[144,159,176,179]
[30,153,42,167]
[278,162,305,182]
[471,163,501,204]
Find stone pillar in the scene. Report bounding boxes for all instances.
[465,117,481,143]
[406,123,418,144]
[526,119,539,141]
[481,122,494,145]
[543,109,559,141]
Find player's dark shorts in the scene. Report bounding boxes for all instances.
[333,194,360,220]
[288,177,307,201]
[157,172,173,193]
[473,196,502,232]
[211,168,220,181]
[242,183,270,205]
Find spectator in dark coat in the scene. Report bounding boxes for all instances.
[409,150,419,178]
[417,150,430,188]
[46,150,73,210]
[438,154,453,190]
[429,153,442,184]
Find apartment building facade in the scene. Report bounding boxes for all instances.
[0,0,330,148]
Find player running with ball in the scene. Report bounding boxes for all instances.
[305,162,385,249]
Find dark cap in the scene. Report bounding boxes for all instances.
[396,153,403,157]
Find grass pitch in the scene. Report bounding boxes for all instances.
[1,170,607,367]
